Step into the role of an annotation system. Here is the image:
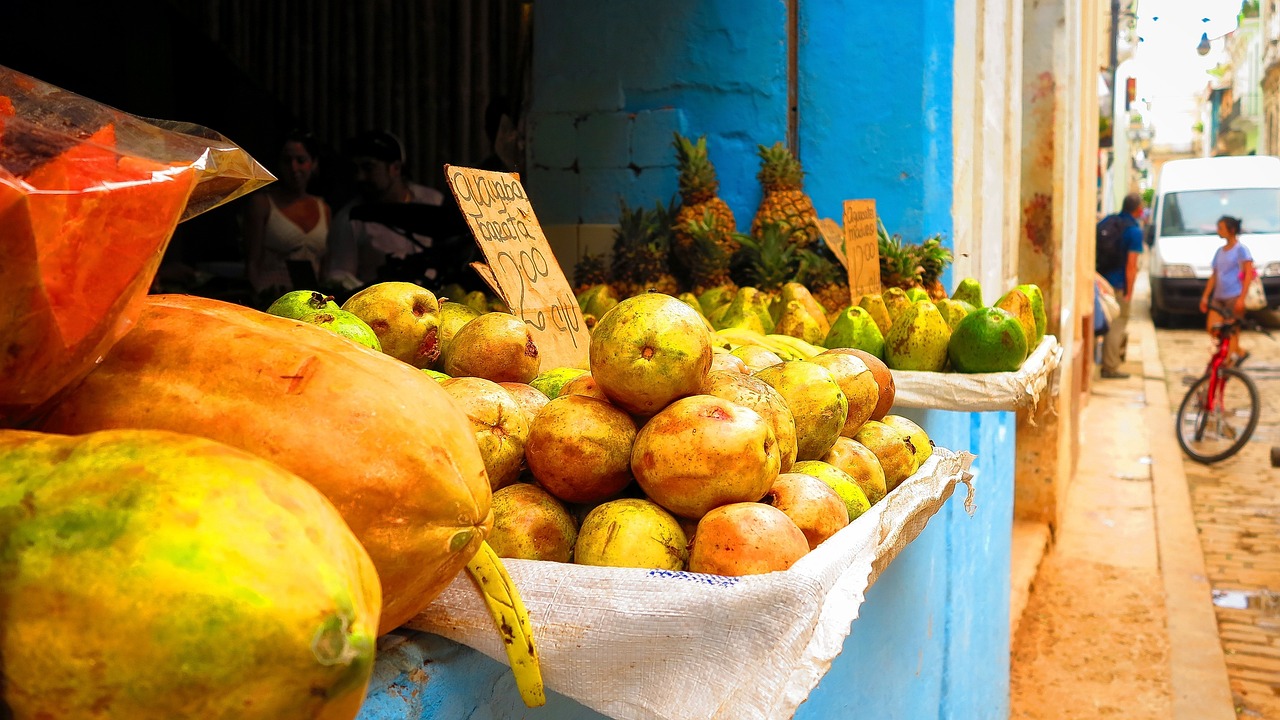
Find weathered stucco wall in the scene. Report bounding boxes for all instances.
[1016,0,1098,531]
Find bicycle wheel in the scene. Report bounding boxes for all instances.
[1176,368,1261,463]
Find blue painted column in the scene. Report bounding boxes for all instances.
[795,4,1012,714]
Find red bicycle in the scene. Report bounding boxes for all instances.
[1175,304,1269,463]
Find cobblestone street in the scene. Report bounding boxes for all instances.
[1156,316,1280,719]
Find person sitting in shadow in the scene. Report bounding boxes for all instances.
[242,130,331,304]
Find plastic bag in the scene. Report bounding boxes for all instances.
[1244,270,1268,311]
[0,65,273,425]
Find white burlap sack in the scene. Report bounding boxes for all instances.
[891,335,1064,412]
[408,448,976,720]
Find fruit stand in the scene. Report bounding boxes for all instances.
[0,59,1021,719]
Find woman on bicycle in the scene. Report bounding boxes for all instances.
[1199,215,1255,364]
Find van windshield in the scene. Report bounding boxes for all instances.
[1160,188,1280,236]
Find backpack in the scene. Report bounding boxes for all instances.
[1095,214,1129,274]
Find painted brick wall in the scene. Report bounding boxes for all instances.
[527,0,787,226]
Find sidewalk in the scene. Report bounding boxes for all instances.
[1010,278,1236,719]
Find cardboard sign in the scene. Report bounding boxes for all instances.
[817,218,847,269]
[843,199,881,301]
[445,165,590,370]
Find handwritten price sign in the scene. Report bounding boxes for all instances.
[843,199,881,303]
[445,165,590,370]
[817,218,848,269]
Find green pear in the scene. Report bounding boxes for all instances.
[1014,283,1047,347]
[584,285,619,320]
[935,298,975,334]
[698,285,736,316]
[712,302,766,333]
[905,287,930,304]
[883,301,951,372]
[266,290,340,320]
[435,301,482,367]
[824,306,885,358]
[437,283,469,303]
[781,283,832,336]
[994,289,1037,352]
[463,290,491,316]
[775,300,826,345]
[789,460,871,521]
[858,294,894,336]
[717,287,774,334]
[297,308,381,351]
[947,307,1028,372]
[882,287,913,323]
[952,277,984,308]
[678,292,707,317]
[577,284,606,311]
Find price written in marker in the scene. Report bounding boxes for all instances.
[446,165,590,370]
[843,199,881,304]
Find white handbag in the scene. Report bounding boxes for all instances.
[1245,271,1268,311]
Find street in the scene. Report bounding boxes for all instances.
[1156,310,1280,719]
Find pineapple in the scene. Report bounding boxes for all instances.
[572,251,610,295]
[610,200,649,287]
[611,200,679,297]
[671,133,739,288]
[682,212,737,295]
[799,249,852,313]
[877,222,924,291]
[751,142,820,248]
[735,223,803,292]
[917,234,953,300]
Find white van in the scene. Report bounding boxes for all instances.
[1147,155,1280,326]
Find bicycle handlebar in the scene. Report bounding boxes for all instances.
[1208,302,1274,338]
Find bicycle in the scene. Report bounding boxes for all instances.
[1175,303,1271,463]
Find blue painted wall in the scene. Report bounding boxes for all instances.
[527,0,788,226]
[796,0,955,245]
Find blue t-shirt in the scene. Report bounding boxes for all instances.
[1101,214,1144,293]
[1212,242,1254,299]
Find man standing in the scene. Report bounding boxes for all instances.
[1096,192,1145,379]
[326,130,445,290]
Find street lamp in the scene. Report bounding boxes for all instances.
[1198,31,1212,55]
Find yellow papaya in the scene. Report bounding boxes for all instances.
[34,294,492,634]
[0,428,379,719]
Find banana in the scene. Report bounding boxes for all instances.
[465,541,545,707]
[766,334,825,359]
[717,328,803,361]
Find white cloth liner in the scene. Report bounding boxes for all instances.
[408,448,976,720]
[889,335,1064,412]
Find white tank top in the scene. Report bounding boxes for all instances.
[253,195,330,292]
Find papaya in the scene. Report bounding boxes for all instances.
[34,294,491,634]
[0,428,379,719]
